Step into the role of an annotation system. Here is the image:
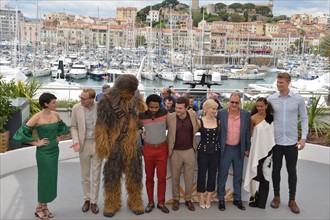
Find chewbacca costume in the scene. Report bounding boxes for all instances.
[95,74,147,217]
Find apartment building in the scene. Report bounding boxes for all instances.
[45,12,70,21]
[291,13,313,25]
[265,23,279,35]
[16,6,327,55]
[203,20,263,35]
[116,7,137,20]
[269,33,288,52]
[21,21,40,45]
[0,7,24,41]
[146,10,160,23]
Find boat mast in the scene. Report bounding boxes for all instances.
[200,9,204,66]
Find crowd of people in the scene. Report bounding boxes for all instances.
[12,72,308,219]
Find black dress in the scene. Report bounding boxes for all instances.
[196,119,220,193]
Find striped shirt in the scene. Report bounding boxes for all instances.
[139,108,168,144]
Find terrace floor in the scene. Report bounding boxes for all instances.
[1,156,329,220]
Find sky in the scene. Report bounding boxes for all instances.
[4,0,330,19]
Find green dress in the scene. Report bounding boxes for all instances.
[13,121,70,203]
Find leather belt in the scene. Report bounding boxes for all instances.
[144,141,167,148]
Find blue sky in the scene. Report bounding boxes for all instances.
[5,0,330,19]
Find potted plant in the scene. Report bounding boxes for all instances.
[0,76,17,152]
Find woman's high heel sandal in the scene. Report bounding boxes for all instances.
[198,193,205,209]
[43,204,54,218]
[205,192,211,209]
[35,206,48,220]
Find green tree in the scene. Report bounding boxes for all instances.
[228,3,243,10]
[218,11,230,21]
[135,35,146,47]
[320,35,330,57]
[243,11,249,22]
[306,96,330,137]
[256,6,271,16]
[215,3,227,11]
[289,45,296,54]
[192,11,203,26]
[229,13,244,22]
[251,15,257,21]
[206,17,221,22]
[242,3,255,10]
[273,15,287,22]
[265,17,273,23]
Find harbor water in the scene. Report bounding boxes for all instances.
[32,71,277,95]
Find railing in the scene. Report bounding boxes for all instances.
[38,85,330,107]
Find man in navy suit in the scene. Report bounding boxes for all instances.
[217,92,251,211]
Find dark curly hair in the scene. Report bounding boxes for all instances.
[250,97,273,116]
[146,94,162,105]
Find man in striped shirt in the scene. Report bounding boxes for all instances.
[139,94,169,214]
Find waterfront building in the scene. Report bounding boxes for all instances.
[269,33,288,53]
[21,21,40,46]
[0,6,24,41]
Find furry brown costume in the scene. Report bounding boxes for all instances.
[95,74,146,217]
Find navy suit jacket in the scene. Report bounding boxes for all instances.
[217,108,251,159]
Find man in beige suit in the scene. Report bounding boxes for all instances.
[70,88,103,214]
[167,97,199,212]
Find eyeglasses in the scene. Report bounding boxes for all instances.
[230,101,240,105]
[79,96,91,101]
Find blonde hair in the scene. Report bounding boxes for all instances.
[203,99,218,110]
[83,88,96,99]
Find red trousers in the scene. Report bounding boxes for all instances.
[142,142,168,204]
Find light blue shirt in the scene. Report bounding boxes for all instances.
[268,90,308,145]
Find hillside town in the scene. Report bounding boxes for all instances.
[1,0,329,55]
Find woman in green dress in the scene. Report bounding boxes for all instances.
[13,93,70,220]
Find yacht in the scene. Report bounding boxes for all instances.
[157,70,177,82]
[67,62,87,79]
[229,64,265,80]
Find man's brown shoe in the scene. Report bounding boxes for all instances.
[185,200,195,211]
[82,200,90,212]
[172,200,179,211]
[270,196,280,208]
[157,203,169,213]
[91,203,99,214]
[288,200,300,214]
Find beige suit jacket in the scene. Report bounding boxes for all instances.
[166,110,199,157]
[70,101,97,152]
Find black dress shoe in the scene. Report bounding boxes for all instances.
[145,203,154,213]
[157,203,170,213]
[218,200,226,211]
[91,203,99,214]
[249,201,258,207]
[233,200,246,210]
[185,200,195,211]
[82,200,90,212]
